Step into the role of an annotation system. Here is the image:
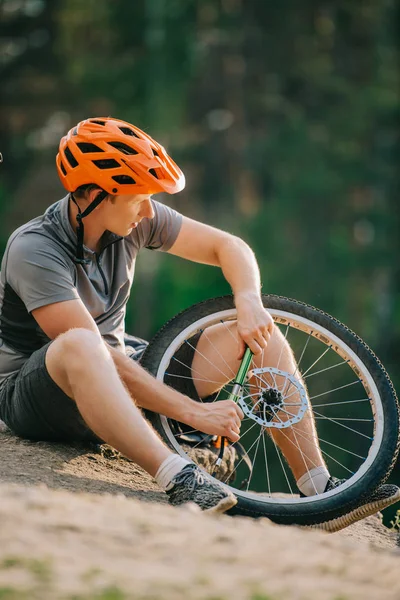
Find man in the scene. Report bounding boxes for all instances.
[0,117,398,522]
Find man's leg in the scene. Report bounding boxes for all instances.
[46,328,172,476]
[191,321,326,483]
[0,329,237,513]
[45,328,237,512]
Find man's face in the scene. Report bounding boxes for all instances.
[103,193,155,236]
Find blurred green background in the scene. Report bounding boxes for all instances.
[1,0,399,519]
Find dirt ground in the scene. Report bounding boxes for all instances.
[1,427,399,600]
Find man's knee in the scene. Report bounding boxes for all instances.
[46,329,108,396]
[55,328,105,360]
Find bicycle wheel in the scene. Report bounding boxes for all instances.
[141,295,400,526]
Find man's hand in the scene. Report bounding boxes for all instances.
[189,400,244,443]
[235,292,274,359]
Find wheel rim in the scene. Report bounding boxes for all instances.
[155,307,384,505]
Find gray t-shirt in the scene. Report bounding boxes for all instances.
[0,194,182,386]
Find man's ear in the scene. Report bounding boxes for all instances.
[87,187,104,203]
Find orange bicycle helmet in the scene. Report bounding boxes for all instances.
[56,117,185,195]
[56,117,185,264]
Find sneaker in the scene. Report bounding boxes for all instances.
[309,477,400,533]
[166,463,238,514]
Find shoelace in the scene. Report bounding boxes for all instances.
[171,464,205,492]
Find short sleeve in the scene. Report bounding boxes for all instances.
[5,233,80,313]
[135,199,183,252]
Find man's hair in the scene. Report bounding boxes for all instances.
[73,184,102,199]
[73,184,116,203]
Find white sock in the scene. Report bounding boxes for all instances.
[297,466,330,496]
[155,455,191,491]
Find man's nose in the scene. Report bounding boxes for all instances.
[140,198,155,219]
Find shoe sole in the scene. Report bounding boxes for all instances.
[307,488,400,533]
[204,494,238,514]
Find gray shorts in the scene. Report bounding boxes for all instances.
[0,335,148,443]
[0,333,200,443]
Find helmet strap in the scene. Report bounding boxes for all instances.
[70,190,108,264]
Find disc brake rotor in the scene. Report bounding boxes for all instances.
[238,366,308,429]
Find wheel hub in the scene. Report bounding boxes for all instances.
[238,366,308,429]
[261,387,283,405]
[255,388,284,422]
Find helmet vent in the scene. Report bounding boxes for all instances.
[112,175,136,185]
[90,120,106,126]
[93,159,120,169]
[149,168,159,179]
[77,142,104,153]
[108,141,138,155]
[119,126,140,138]
[64,146,78,168]
[60,161,67,176]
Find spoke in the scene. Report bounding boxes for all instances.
[271,410,319,495]
[171,355,209,381]
[283,388,303,402]
[321,451,354,476]
[309,434,366,460]
[240,416,261,425]
[301,345,332,378]
[221,319,245,365]
[252,371,275,391]
[262,430,272,496]
[240,389,265,402]
[292,427,319,495]
[312,409,373,440]
[184,339,232,381]
[165,372,233,388]
[172,427,208,438]
[233,381,261,396]
[212,376,237,405]
[236,419,260,442]
[276,324,290,370]
[286,425,366,460]
[312,398,370,409]
[283,383,307,402]
[222,424,263,483]
[221,318,238,342]
[284,425,355,475]
[171,345,259,394]
[291,332,312,380]
[259,345,265,377]
[270,408,323,478]
[277,406,298,418]
[178,434,212,452]
[284,378,361,404]
[246,427,264,491]
[200,328,236,378]
[249,399,264,416]
[270,369,279,390]
[304,360,348,380]
[314,417,373,422]
[309,380,361,400]
[268,430,294,494]
[241,383,261,391]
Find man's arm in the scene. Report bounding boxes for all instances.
[32,299,242,441]
[106,343,242,440]
[167,216,274,357]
